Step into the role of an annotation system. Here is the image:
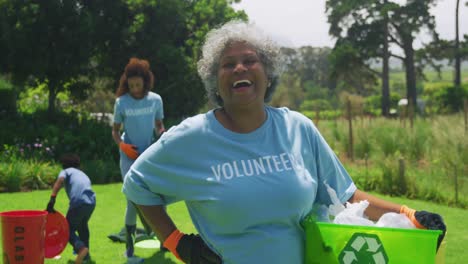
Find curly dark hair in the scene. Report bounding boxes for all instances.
[116,57,155,97]
[60,153,80,169]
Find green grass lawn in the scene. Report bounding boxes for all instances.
[1,183,466,264]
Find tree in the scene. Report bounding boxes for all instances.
[389,0,439,107]
[185,0,246,60]
[0,0,98,116]
[328,41,379,96]
[382,0,390,116]
[326,0,439,112]
[271,47,303,109]
[296,46,333,90]
[90,0,247,120]
[455,0,461,87]
[271,46,333,110]
[416,0,468,81]
[326,0,391,115]
[0,0,247,119]
[327,0,391,115]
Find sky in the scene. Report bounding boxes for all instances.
[233,0,468,48]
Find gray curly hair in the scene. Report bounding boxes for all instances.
[197,20,283,106]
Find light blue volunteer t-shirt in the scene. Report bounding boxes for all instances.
[123,106,356,264]
[58,167,96,209]
[113,92,164,154]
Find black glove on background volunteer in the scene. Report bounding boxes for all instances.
[46,195,56,213]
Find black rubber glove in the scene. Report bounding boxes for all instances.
[415,211,446,249]
[46,195,56,213]
[176,234,222,264]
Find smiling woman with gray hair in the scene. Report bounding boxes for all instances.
[122,20,446,264]
[197,20,283,106]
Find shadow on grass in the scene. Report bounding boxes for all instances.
[143,251,178,264]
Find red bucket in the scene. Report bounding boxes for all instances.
[0,210,48,264]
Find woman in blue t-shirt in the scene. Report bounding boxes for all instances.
[112,57,165,259]
[122,22,446,264]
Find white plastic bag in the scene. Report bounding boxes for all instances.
[323,182,416,229]
[376,212,415,228]
[325,183,345,217]
[333,200,375,226]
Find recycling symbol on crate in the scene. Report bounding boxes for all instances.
[338,233,389,264]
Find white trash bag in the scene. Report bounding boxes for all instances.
[333,200,375,226]
[324,183,415,229]
[376,212,415,229]
[325,183,345,217]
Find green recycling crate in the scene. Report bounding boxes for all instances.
[302,216,441,264]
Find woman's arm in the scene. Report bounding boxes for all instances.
[136,204,177,242]
[155,119,165,136]
[348,189,401,221]
[136,204,222,263]
[46,177,65,212]
[51,177,65,196]
[112,123,123,146]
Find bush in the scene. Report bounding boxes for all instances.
[300,99,333,111]
[1,141,55,163]
[317,113,467,207]
[0,158,119,192]
[373,126,403,157]
[423,82,451,98]
[0,110,118,161]
[0,78,16,115]
[17,82,49,113]
[354,127,372,159]
[20,161,59,191]
[302,110,343,120]
[403,123,431,161]
[0,163,24,192]
[0,109,121,191]
[81,77,116,113]
[378,155,407,196]
[0,160,58,192]
[437,85,468,112]
[422,83,468,114]
[363,93,401,116]
[339,92,364,116]
[349,166,381,192]
[81,159,121,184]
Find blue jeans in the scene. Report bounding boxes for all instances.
[66,203,95,252]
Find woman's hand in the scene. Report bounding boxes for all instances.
[177,234,222,264]
[164,229,222,264]
[119,142,139,160]
[401,206,446,249]
[46,195,56,213]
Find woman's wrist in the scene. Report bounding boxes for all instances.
[163,229,184,260]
